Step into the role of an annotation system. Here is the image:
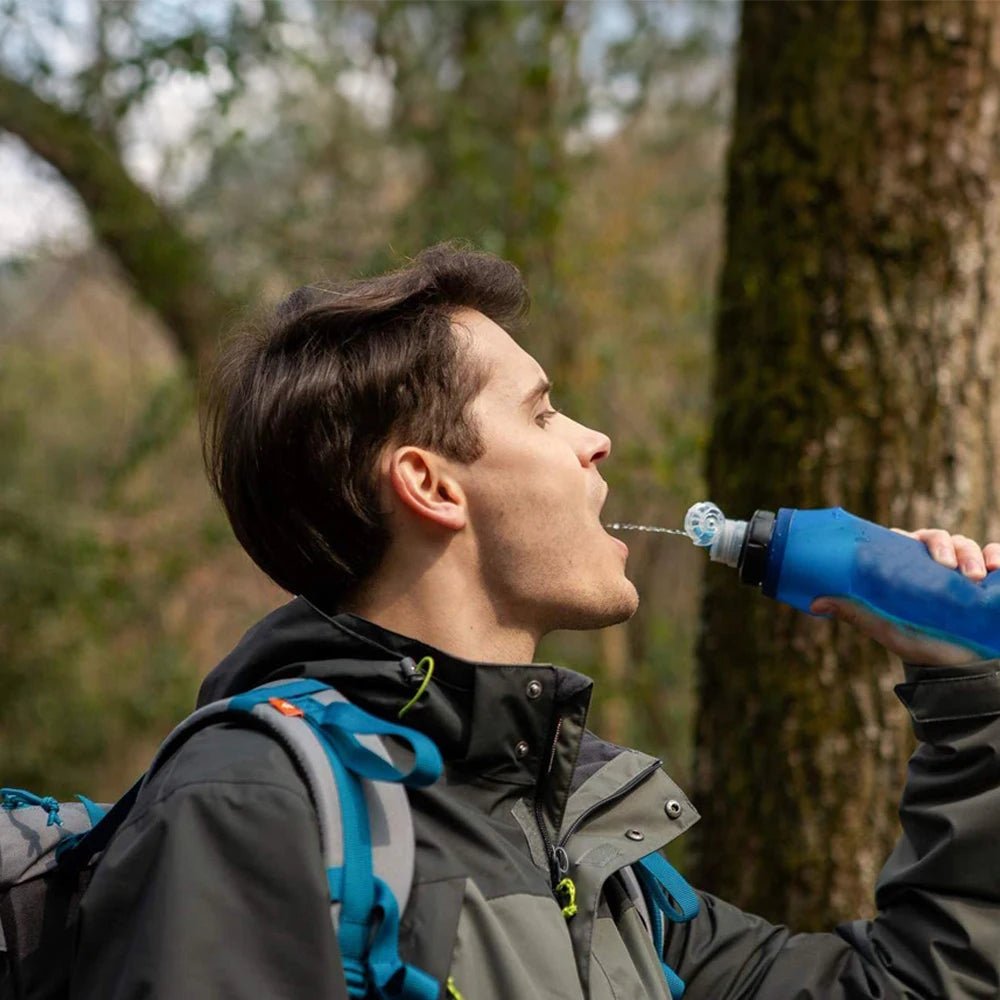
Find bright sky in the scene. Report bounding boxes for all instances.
[0,0,735,261]
[0,136,89,256]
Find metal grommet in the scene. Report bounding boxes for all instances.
[515,740,530,759]
[625,829,644,842]
[526,679,543,699]
[664,799,683,820]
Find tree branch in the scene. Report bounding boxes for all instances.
[0,71,238,371]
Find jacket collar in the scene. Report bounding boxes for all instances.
[199,598,595,831]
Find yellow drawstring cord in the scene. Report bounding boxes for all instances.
[398,655,435,718]
[446,976,465,999]
[556,877,578,919]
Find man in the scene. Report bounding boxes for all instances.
[75,245,1000,998]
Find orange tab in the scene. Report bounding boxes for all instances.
[268,696,304,717]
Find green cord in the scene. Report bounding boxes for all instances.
[398,655,435,718]
[556,877,578,919]
[446,976,465,1000]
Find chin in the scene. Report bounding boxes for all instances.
[550,578,640,632]
[602,581,640,626]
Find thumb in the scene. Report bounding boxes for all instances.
[810,597,859,624]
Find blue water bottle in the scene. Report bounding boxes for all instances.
[685,501,1000,658]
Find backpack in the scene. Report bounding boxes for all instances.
[0,677,442,1000]
[2,674,698,1000]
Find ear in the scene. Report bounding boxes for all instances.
[387,446,467,532]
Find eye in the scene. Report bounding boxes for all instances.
[535,409,559,428]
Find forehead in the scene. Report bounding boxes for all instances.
[452,308,544,399]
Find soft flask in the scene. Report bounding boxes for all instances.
[685,502,1000,659]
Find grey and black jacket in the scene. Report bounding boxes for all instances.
[73,598,1000,999]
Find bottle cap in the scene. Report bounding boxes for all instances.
[738,510,776,586]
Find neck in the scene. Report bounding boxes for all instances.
[342,546,540,665]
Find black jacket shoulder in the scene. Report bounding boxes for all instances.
[73,722,348,1000]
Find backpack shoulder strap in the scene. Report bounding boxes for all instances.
[4,676,444,1000]
[632,851,700,999]
[61,676,442,1000]
[221,678,442,1000]
[221,679,422,917]
[120,677,430,930]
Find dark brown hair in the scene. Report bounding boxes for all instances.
[202,243,528,605]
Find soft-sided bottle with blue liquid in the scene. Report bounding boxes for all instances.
[684,501,1000,659]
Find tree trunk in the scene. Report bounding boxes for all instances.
[694,0,1000,929]
[0,72,237,371]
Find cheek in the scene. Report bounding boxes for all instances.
[469,437,576,508]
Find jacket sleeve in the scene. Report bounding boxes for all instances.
[72,726,349,1000]
[664,661,1000,1000]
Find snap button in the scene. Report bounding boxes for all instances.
[526,680,543,699]
[664,799,683,820]
[515,740,530,759]
[625,829,644,841]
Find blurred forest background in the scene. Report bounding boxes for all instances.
[0,1,732,800]
[6,0,999,933]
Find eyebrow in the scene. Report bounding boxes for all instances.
[521,377,553,410]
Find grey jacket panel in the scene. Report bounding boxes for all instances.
[72,602,1000,999]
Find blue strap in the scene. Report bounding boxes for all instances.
[56,777,144,871]
[308,700,443,789]
[662,963,687,1000]
[75,794,108,827]
[305,698,441,999]
[53,795,109,859]
[635,852,700,999]
[637,851,699,923]
[366,877,440,999]
[228,677,330,711]
[1,787,63,827]
[315,732,375,972]
[230,682,443,789]
[329,871,440,999]
[230,679,443,999]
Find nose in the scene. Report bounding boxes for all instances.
[575,421,611,467]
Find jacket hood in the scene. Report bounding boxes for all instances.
[197,597,596,832]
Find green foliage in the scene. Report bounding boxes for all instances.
[105,371,194,501]
[0,340,199,798]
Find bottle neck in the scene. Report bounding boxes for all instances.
[708,519,748,568]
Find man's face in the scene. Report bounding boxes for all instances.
[452,309,639,637]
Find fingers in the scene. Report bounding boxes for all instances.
[904,528,960,569]
[985,542,1000,572]
[900,527,990,580]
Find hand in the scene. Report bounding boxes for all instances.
[810,528,1000,667]
[894,528,1000,580]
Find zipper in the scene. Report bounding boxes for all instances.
[548,757,662,885]
[535,716,563,887]
[534,717,662,892]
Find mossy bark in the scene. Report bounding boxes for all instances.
[694,0,1000,929]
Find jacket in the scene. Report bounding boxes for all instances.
[73,597,1000,999]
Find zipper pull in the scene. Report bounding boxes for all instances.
[552,845,569,877]
[551,846,577,919]
[546,843,569,890]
